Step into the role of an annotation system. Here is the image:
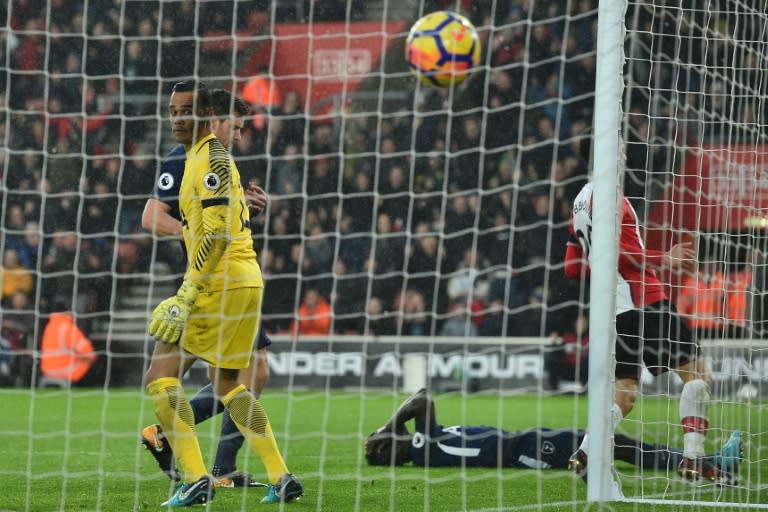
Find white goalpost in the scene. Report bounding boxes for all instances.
[603,0,768,508]
[586,0,623,502]
[1,0,767,510]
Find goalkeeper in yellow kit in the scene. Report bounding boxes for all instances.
[144,80,303,507]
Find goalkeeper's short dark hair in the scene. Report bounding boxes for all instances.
[210,88,250,117]
[172,80,211,113]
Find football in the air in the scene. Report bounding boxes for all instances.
[405,11,481,87]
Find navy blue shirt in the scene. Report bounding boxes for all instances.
[153,144,186,220]
[412,419,582,469]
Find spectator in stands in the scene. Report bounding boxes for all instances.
[40,229,81,313]
[3,204,26,236]
[1,248,34,302]
[274,90,306,152]
[123,20,159,98]
[2,291,36,342]
[81,180,118,239]
[120,151,155,235]
[272,143,303,194]
[306,155,338,198]
[302,223,335,295]
[478,298,507,337]
[377,137,408,178]
[365,255,400,314]
[440,299,479,337]
[332,259,368,334]
[7,221,41,271]
[337,213,369,273]
[378,166,410,225]
[343,170,375,235]
[518,189,553,290]
[290,287,332,337]
[395,289,430,336]
[371,213,406,276]
[42,189,79,234]
[544,314,589,392]
[259,247,299,334]
[365,296,396,336]
[405,222,445,312]
[449,116,482,191]
[511,287,548,337]
[443,195,478,269]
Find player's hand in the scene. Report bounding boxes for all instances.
[148,281,200,344]
[665,242,696,270]
[246,183,267,216]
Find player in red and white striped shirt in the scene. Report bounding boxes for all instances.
[564,181,737,485]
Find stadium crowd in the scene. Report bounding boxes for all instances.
[0,0,749,353]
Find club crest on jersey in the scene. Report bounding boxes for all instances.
[158,172,174,191]
[203,172,221,191]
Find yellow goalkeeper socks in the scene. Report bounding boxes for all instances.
[147,377,208,482]
[221,384,289,484]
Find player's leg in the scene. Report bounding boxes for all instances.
[614,431,743,472]
[568,309,640,479]
[143,338,272,484]
[212,346,270,487]
[651,302,733,483]
[674,357,735,483]
[613,433,678,470]
[508,429,582,469]
[144,342,208,482]
[210,287,303,503]
[141,383,223,482]
[212,366,303,503]
[188,383,225,423]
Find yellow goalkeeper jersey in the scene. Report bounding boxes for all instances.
[179,133,263,291]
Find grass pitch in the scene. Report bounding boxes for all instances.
[2,388,765,511]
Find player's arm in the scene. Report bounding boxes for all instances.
[365,390,434,467]
[564,212,590,280]
[380,388,436,434]
[246,182,267,216]
[617,197,695,270]
[564,238,590,280]
[142,198,182,237]
[186,158,232,288]
[149,151,232,344]
[619,238,695,271]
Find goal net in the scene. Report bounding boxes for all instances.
[611,0,768,507]
[0,0,765,510]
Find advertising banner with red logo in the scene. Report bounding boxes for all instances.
[648,145,768,237]
[244,22,407,118]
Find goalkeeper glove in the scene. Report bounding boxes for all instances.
[148,281,200,344]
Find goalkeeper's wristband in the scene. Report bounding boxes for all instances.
[177,281,201,304]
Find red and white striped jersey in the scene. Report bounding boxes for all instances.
[564,182,667,314]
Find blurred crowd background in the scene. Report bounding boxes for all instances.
[1,0,757,356]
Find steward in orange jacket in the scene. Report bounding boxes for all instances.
[40,312,96,383]
[289,288,332,336]
[677,268,725,331]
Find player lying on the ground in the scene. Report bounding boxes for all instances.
[365,389,742,473]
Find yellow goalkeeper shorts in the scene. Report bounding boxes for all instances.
[180,286,262,369]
